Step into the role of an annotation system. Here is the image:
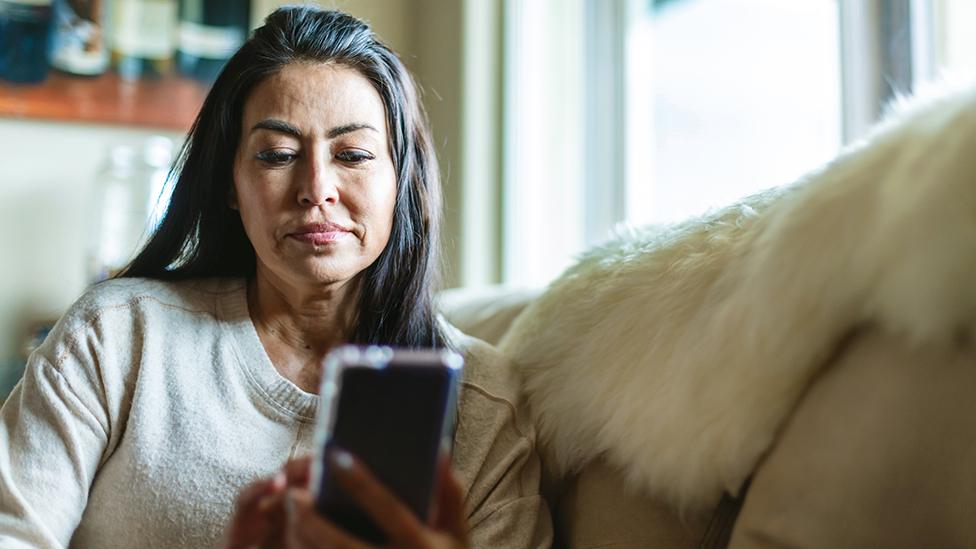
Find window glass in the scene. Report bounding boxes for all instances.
[625,0,842,225]
[932,0,976,76]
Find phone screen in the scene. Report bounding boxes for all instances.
[314,359,458,543]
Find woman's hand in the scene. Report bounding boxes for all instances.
[282,449,470,549]
[219,470,288,549]
[221,451,470,549]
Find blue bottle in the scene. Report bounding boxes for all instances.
[0,0,54,84]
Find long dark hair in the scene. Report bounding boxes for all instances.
[121,6,446,348]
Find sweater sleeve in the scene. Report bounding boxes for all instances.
[0,350,110,548]
[451,338,553,549]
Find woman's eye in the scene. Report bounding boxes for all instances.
[256,150,297,166]
[336,149,375,164]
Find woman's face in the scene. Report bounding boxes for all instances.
[233,63,397,293]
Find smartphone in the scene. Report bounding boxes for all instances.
[310,345,464,543]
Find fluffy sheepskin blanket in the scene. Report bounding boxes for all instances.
[498,80,976,512]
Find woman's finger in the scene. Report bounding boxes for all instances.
[238,473,285,509]
[221,473,287,549]
[285,488,375,549]
[284,455,313,487]
[327,448,426,545]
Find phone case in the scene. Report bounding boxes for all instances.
[309,345,464,542]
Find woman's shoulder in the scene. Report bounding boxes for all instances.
[443,320,546,536]
[64,277,242,325]
[442,320,525,420]
[41,277,244,358]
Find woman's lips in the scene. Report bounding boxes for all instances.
[289,223,351,245]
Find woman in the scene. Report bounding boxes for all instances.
[0,7,551,548]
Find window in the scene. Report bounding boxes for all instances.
[625,0,841,226]
[501,0,966,287]
[502,0,586,287]
[931,0,976,76]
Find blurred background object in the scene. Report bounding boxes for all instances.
[1,0,974,401]
[87,135,174,282]
[112,0,179,80]
[176,0,250,82]
[0,0,55,83]
[50,0,110,76]
[0,318,52,400]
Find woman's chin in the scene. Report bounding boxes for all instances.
[296,262,365,289]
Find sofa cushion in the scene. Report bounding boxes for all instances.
[730,330,976,547]
[558,460,711,549]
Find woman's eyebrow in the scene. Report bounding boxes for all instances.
[249,120,377,139]
[328,123,378,138]
[251,118,302,137]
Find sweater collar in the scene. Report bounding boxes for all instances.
[217,279,319,422]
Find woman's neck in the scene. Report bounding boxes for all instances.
[247,272,359,392]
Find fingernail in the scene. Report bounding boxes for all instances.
[330,448,354,470]
[271,471,286,490]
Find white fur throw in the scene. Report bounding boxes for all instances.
[498,81,976,512]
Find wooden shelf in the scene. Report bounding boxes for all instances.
[0,71,209,131]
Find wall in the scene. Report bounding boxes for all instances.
[252,0,413,54]
[406,0,465,286]
[0,120,183,362]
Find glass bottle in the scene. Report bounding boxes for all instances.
[111,0,178,80]
[87,136,175,282]
[176,0,249,82]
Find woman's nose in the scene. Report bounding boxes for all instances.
[298,160,339,206]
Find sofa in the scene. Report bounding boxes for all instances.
[434,79,976,549]
[440,287,976,548]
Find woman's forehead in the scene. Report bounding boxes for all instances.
[243,63,388,135]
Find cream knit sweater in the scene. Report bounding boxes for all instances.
[0,278,551,548]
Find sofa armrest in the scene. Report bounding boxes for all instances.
[730,330,976,548]
[437,286,541,346]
